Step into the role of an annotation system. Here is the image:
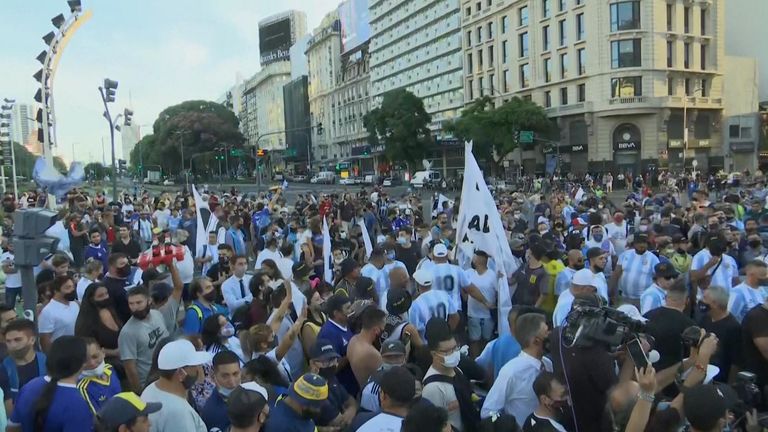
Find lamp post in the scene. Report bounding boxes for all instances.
[682,86,704,173]
[98,78,120,202]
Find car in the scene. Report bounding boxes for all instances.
[382,176,402,187]
[291,174,308,182]
[339,177,356,185]
[273,172,284,181]
[162,179,175,186]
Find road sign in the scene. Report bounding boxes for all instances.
[519,131,534,144]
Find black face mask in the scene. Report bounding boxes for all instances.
[63,291,77,302]
[697,301,711,314]
[676,248,687,254]
[94,299,112,309]
[319,366,336,379]
[202,291,217,303]
[116,265,131,278]
[512,249,525,258]
[181,370,198,390]
[131,306,150,320]
[572,262,585,270]
[301,408,321,420]
[749,240,762,249]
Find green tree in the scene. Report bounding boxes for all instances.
[363,89,433,167]
[446,96,554,173]
[83,162,107,180]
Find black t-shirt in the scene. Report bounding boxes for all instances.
[522,413,566,432]
[644,307,695,371]
[700,313,742,382]
[0,354,45,400]
[742,304,768,387]
[111,238,142,260]
[395,243,420,275]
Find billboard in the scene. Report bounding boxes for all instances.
[338,0,371,54]
[260,18,293,65]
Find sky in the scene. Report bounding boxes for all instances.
[0,0,341,164]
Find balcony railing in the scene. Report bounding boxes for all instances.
[609,96,647,105]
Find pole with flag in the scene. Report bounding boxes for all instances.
[455,142,519,336]
[358,218,374,260]
[322,217,333,284]
[192,184,219,258]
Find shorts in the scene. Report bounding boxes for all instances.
[467,316,494,341]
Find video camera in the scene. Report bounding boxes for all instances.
[563,303,647,350]
[137,231,185,270]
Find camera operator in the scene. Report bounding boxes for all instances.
[698,285,741,383]
[206,244,235,291]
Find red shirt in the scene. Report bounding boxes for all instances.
[319,200,332,218]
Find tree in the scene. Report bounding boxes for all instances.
[446,96,555,173]
[84,162,108,180]
[363,89,433,167]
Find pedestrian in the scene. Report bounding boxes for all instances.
[94,391,162,432]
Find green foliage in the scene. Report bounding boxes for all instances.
[2,142,66,179]
[363,89,433,165]
[84,162,108,180]
[138,100,244,174]
[446,96,554,167]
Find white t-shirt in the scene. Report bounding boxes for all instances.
[153,209,171,230]
[141,382,207,432]
[76,277,98,301]
[38,300,80,341]
[277,257,294,281]
[0,252,20,288]
[175,246,195,284]
[255,248,282,269]
[430,263,471,311]
[466,268,497,319]
[356,412,404,432]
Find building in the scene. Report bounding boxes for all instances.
[369,0,465,176]
[242,61,293,153]
[10,103,37,152]
[305,11,342,169]
[120,124,140,163]
[461,0,725,175]
[725,0,768,101]
[259,10,308,67]
[722,56,759,173]
[283,76,312,171]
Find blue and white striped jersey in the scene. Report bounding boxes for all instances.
[430,262,471,311]
[618,250,659,299]
[555,267,576,295]
[409,290,458,339]
[728,283,767,323]
[640,283,666,315]
[691,249,739,295]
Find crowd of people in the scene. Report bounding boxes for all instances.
[0,169,764,432]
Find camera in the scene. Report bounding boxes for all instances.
[734,371,762,411]
[563,303,647,350]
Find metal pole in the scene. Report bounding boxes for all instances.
[139,138,144,186]
[1,166,5,193]
[10,138,18,199]
[683,96,688,173]
[110,120,117,202]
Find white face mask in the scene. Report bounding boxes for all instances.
[81,360,106,378]
[441,350,461,368]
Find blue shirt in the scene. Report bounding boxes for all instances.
[555,267,576,295]
[264,397,316,432]
[728,283,768,323]
[226,228,246,256]
[491,333,522,379]
[83,244,108,272]
[317,319,358,397]
[77,364,121,413]
[618,250,659,299]
[252,208,271,231]
[183,301,219,335]
[201,389,230,432]
[640,283,667,315]
[9,376,93,432]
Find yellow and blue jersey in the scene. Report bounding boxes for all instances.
[77,364,122,414]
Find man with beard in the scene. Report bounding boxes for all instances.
[118,285,169,393]
[554,249,584,296]
[0,319,46,415]
[183,277,223,336]
[317,295,357,397]
[611,234,659,307]
[110,225,142,264]
[307,339,357,430]
[103,253,138,323]
[585,247,610,303]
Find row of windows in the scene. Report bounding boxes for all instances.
[611,1,710,36]
[611,76,711,98]
[467,0,584,21]
[467,12,584,48]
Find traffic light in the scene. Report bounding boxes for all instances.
[256,149,267,157]
[12,208,60,266]
[123,109,133,126]
[103,79,118,103]
[118,159,127,170]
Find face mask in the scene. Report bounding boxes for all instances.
[573,262,585,270]
[677,248,686,254]
[319,366,336,379]
[397,237,407,245]
[203,291,217,303]
[220,323,235,338]
[387,251,396,260]
[441,350,461,368]
[749,240,762,249]
[512,249,525,258]
[697,301,711,314]
[638,225,648,232]
[593,233,604,242]
[181,369,198,390]
[539,229,548,235]
[219,386,235,398]
[64,291,77,302]
[117,265,131,278]
[131,306,150,320]
[339,231,348,239]
[81,360,106,378]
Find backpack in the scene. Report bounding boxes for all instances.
[423,370,480,431]
[3,353,46,402]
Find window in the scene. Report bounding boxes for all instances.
[577,13,585,40]
[477,26,482,44]
[489,46,495,66]
[544,58,552,82]
[560,53,569,79]
[519,6,529,26]
[543,0,551,18]
[610,1,641,32]
[577,83,586,102]
[611,76,642,97]
[487,0,492,6]
[729,124,740,138]
[700,9,707,35]
[668,77,674,95]
[741,126,753,139]
[502,41,508,62]
[560,87,568,104]
[488,22,495,39]
[503,69,510,92]
[466,30,472,46]
[466,6,471,16]
[543,25,551,51]
[479,77,485,97]
[685,78,691,95]
[476,1,481,12]
[559,0,566,12]
[520,64,530,88]
[468,79,474,99]
[478,49,484,69]
[684,42,690,69]
[700,45,707,70]
[502,15,509,34]
[519,32,529,57]
[684,6,690,33]
[559,20,567,46]
[577,48,586,75]
[666,4,673,31]
[701,79,708,97]
[489,73,495,90]
[667,41,674,67]
[545,91,552,107]
[467,53,473,72]
[611,39,641,68]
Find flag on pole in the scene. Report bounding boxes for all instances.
[282,179,288,190]
[322,217,333,284]
[192,184,219,258]
[359,218,373,260]
[455,141,519,337]
[432,194,454,217]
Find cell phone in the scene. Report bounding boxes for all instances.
[626,338,649,369]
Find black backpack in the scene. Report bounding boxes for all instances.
[423,370,480,432]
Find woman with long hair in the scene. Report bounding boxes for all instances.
[300,282,330,360]
[75,283,123,365]
[201,313,245,362]
[8,336,91,431]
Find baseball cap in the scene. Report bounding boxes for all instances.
[413,269,432,287]
[634,233,650,244]
[157,339,212,370]
[572,268,597,287]
[672,234,688,243]
[292,262,313,280]
[432,243,448,258]
[386,288,412,315]
[586,247,608,260]
[381,340,406,357]
[289,373,329,408]
[683,384,729,431]
[227,383,268,422]
[379,366,416,404]
[340,258,359,278]
[617,304,648,323]
[310,339,341,361]
[510,232,527,249]
[654,262,679,279]
[96,392,162,429]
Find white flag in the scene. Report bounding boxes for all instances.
[192,184,219,258]
[455,142,519,337]
[359,218,373,260]
[574,186,585,203]
[322,217,333,284]
[433,193,454,217]
[282,179,288,190]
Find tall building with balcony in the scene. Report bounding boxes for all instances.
[242,62,293,153]
[462,0,725,175]
[370,0,465,175]
[306,12,342,169]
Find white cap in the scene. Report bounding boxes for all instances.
[432,243,449,258]
[158,339,212,370]
[617,304,648,323]
[572,268,597,287]
[413,269,433,287]
[240,382,269,400]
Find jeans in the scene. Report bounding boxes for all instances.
[5,287,20,307]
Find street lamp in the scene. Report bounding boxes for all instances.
[682,86,704,172]
[98,78,120,202]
